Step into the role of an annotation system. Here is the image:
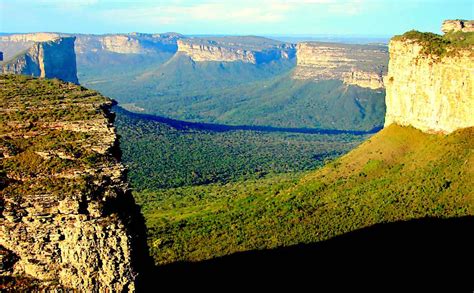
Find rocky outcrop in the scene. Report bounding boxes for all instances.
[1,37,78,84]
[441,19,474,33]
[0,75,149,291]
[384,26,474,134]
[177,37,296,64]
[293,42,388,89]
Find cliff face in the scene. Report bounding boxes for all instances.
[177,37,296,64]
[384,30,474,133]
[0,75,148,291]
[441,19,474,33]
[293,42,388,89]
[1,37,78,84]
[74,32,182,55]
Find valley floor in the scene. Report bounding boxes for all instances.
[116,107,473,269]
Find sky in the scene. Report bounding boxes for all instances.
[0,0,472,36]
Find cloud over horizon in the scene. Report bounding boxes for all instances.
[0,0,472,35]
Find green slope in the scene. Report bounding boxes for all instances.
[137,124,473,264]
[83,53,385,131]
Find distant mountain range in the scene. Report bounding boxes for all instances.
[1,32,388,131]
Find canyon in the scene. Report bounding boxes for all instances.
[0,33,388,89]
[0,19,472,290]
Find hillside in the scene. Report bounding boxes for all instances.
[81,38,386,131]
[93,58,385,131]
[138,124,473,264]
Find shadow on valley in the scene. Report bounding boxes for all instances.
[114,106,382,135]
[148,217,473,289]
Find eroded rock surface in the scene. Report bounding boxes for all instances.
[0,75,148,291]
[0,37,78,84]
[384,28,474,133]
[177,36,296,64]
[293,42,388,89]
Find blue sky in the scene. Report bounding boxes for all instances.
[0,0,472,36]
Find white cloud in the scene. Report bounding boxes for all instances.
[25,0,369,27]
[102,1,294,26]
[37,0,99,6]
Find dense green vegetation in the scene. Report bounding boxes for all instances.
[393,30,474,58]
[115,107,368,190]
[132,125,473,264]
[84,54,385,131]
[77,51,175,87]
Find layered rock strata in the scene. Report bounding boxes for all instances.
[384,27,474,133]
[177,37,296,64]
[0,75,148,291]
[293,42,388,89]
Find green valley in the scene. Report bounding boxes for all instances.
[132,124,473,264]
[115,107,369,190]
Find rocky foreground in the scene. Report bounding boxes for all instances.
[0,75,147,291]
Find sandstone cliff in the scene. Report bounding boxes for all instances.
[0,37,78,84]
[441,19,474,33]
[0,75,148,291]
[177,36,296,64]
[73,32,182,55]
[293,42,388,89]
[384,28,474,133]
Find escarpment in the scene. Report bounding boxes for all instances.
[441,19,474,33]
[177,36,296,64]
[73,32,182,55]
[384,25,474,134]
[293,42,388,89]
[0,75,149,291]
[0,37,78,84]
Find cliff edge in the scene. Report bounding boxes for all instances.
[384,24,474,133]
[0,37,78,84]
[177,36,296,64]
[293,42,388,89]
[0,75,148,291]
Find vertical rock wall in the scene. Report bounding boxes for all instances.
[0,75,149,291]
[384,36,473,133]
[1,37,78,84]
